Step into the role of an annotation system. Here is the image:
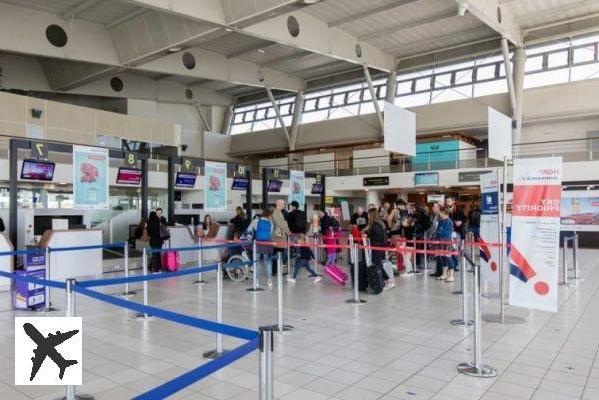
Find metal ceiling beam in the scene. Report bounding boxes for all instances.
[390,26,497,55]
[454,0,522,46]
[60,0,98,19]
[226,42,274,59]
[266,86,291,145]
[106,8,148,28]
[0,3,303,92]
[260,50,312,67]
[293,60,349,76]
[363,66,383,133]
[328,0,420,27]
[359,9,459,41]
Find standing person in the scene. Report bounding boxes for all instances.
[146,211,168,273]
[254,209,274,288]
[287,234,321,284]
[428,202,444,278]
[446,196,466,240]
[351,206,369,230]
[199,214,215,237]
[318,209,339,235]
[387,199,408,236]
[155,207,168,225]
[272,199,291,274]
[366,208,394,290]
[434,206,456,282]
[413,203,431,271]
[287,201,307,235]
[322,226,339,267]
[468,202,481,241]
[379,201,392,229]
[230,206,250,236]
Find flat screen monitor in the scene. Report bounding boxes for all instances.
[175,172,196,188]
[231,177,249,191]
[21,159,55,181]
[267,179,283,193]
[116,167,142,185]
[311,183,324,194]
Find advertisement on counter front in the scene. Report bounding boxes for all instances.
[204,161,227,212]
[509,157,562,312]
[560,191,599,232]
[73,145,109,210]
[288,170,305,210]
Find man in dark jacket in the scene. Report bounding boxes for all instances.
[446,196,466,239]
[287,201,307,234]
[413,204,431,271]
[351,206,369,230]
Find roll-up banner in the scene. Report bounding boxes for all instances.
[479,171,500,289]
[288,170,305,210]
[73,145,109,210]
[509,157,562,312]
[204,161,227,212]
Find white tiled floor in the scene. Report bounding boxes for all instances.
[0,249,598,399]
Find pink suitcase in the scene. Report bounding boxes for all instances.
[161,251,180,272]
[324,265,347,286]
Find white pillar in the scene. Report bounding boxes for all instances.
[512,47,526,145]
[366,190,379,208]
[385,71,397,104]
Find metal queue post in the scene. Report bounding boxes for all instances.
[259,326,275,400]
[450,248,473,327]
[120,243,136,297]
[452,240,465,295]
[133,248,152,320]
[457,263,498,378]
[204,262,229,359]
[247,240,264,292]
[38,247,59,312]
[346,241,366,305]
[194,237,208,285]
[62,279,94,400]
[276,252,293,332]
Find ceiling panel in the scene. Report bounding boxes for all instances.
[0,0,80,15]
[198,32,273,57]
[504,0,599,29]
[76,1,143,25]
[302,0,399,24]
[239,44,305,64]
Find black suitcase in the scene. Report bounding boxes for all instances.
[350,261,369,291]
[367,264,385,295]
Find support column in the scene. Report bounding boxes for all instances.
[512,47,526,145]
[501,38,516,118]
[289,91,304,151]
[167,156,175,225]
[141,158,149,220]
[266,87,291,145]
[385,71,397,104]
[222,104,234,136]
[365,190,379,208]
[9,139,18,249]
[363,66,384,133]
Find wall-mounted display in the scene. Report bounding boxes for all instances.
[21,160,55,181]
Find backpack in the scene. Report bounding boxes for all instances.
[255,219,272,241]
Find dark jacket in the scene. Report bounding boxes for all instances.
[413,208,431,238]
[367,220,388,265]
[450,207,467,239]
[320,214,338,234]
[147,218,165,248]
[230,215,250,235]
[350,212,368,230]
[287,209,307,234]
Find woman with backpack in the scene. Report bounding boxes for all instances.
[366,208,393,292]
[254,209,275,288]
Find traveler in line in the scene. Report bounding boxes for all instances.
[351,206,369,230]
[147,211,168,273]
[287,234,321,284]
[435,206,456,282]
[254,209,274,288]
[272,199,291,274]
[230,206,250,237]
[366,208,394,290]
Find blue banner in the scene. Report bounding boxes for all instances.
[204,161,227,212]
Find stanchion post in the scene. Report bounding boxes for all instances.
[247,239,264,292]
[204,262,229,359]
[276,252,293,332]
[346,243,366,305]
[457,264,497,378]
[61,279,94,400]
[121,243,136,297]
[562,236,568,286]
[39,247,58,312]
[287,237,291,276]
[194,237,207,285]
[133,248,151,320]
[574,233,582,281]
[423,238,428,271]
[451,249,473,326]
[259,326,274,400]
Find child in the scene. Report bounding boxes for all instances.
[323,226,338,267]
[287,235,322,284]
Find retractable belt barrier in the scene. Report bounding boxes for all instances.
[0,242,266,400]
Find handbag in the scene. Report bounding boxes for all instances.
[159,223,170,240]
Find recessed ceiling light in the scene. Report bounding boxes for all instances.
[257,49,266,54]
[225,28,233,32]
[168,47,182,53]
[302,0,322,3]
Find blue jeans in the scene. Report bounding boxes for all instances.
[325,253,336,266]
[293,259,318,279]
[256,251,273,281]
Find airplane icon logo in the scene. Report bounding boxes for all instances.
[15,317,82,386]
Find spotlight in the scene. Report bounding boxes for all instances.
[458,1,469,16]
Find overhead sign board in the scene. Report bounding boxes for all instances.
[363,176,389,186]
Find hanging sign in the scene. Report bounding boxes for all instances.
[288,170,305,210]
[479,171,500,288]
[204,161,227,212]
[73,145,109,210]
[509,157,562,312]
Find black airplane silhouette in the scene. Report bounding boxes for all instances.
[23,323,79,381]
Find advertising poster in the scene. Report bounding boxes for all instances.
[479,171,500,288]
[561,191,599,232]
[204,161,227,212]
[288,170,305,210]
[73,145,109,210]
[509,157,562,312]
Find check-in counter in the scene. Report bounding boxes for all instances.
[169,226,199,265]
[0,234,13,291]
[39,229,103,281]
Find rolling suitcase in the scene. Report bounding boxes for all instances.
[367,264,385,295]
[324,264,347,286]
[162,250,180,272]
